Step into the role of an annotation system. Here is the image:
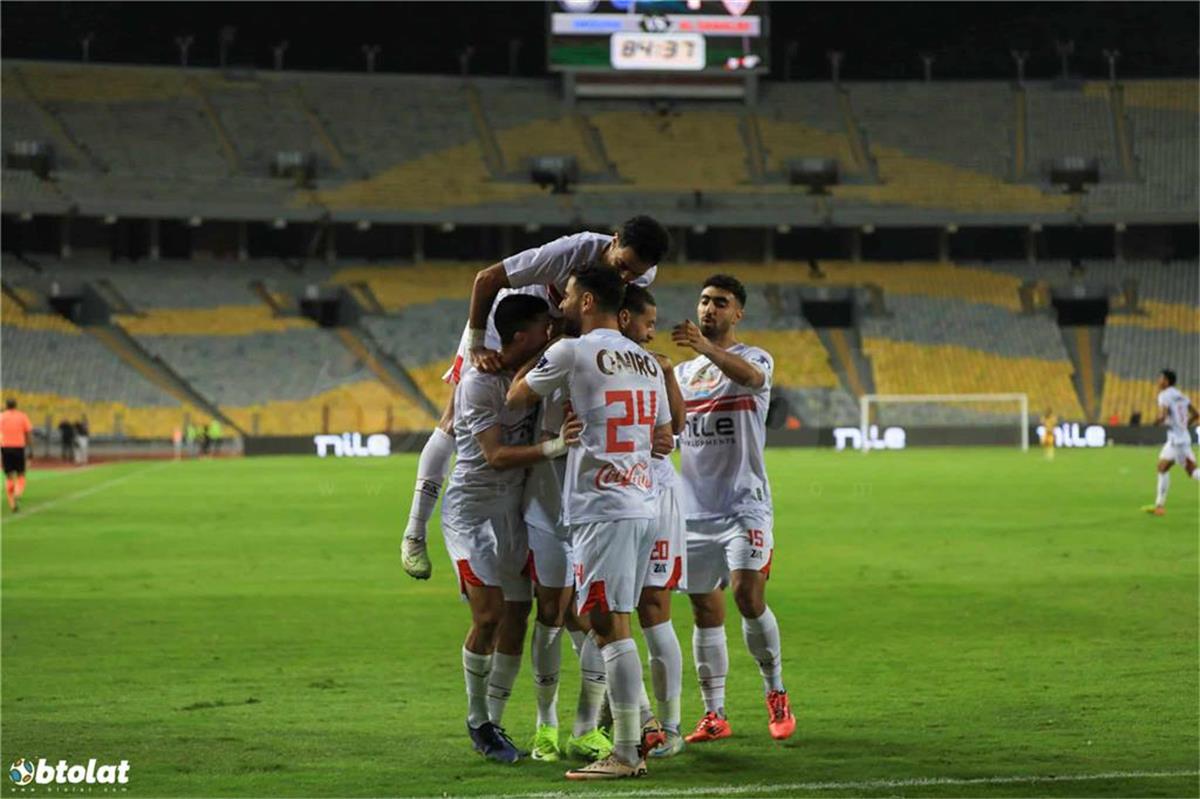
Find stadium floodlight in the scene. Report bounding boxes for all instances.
[860,393,1030,452]
[1102,49,1120,84]
[1010,50,1029,86]
[174,35,194,67]
[919,52,935,83]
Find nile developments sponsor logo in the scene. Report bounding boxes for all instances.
[8,757,130,790]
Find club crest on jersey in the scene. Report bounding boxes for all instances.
[686,363,723,396]
[594,461,651,491]
[596,349,660,378]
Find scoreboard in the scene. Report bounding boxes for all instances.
[548,0,771,74]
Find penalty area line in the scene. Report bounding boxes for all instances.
[465,769,1200,799]
[5,462,171,524]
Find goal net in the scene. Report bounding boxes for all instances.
[859,393,1030,451]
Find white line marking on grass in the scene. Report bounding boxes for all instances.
[463,769,1200,799]
[5,462,170,524]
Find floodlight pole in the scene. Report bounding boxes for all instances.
[80,32,95,63]
[1102,49,1120,84]
[219,26,236,69]
[826,50,843,85]
[174,35,194,67]
[1054,39,1074,80]
[273,41,289,71]
[919,52,935,82]
[508,39,522,76]
[459,46,475,77]
[1010,50,1029,87]
[362,44,381,73]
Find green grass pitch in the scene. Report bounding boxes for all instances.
[1,448,1197,797]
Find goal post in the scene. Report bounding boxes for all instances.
[859,393,1029,451]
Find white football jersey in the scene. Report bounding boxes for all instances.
[675,343,774,524]
[1158,386,1194,445]
[503,232,657,294]
[523,388,569,533]
[449,366,538,492]
[651,454,680,497]
[525,328,670,525]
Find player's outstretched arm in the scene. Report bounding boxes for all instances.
[671,320,765,388]
[476,414,581,470]
[466,262,511,372]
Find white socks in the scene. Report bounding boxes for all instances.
[643,621,683,733]
[570,629,607,737]
[742,606,785,694]
[601,638,644,766]
[1156,472,1170,507]
[531,622,563,728]
[462,647,492,728]
[486,651,521,726]
[693,625,728,716]
[405,428,455,540]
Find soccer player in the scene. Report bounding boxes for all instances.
[1040,409,1058,461]
[442,294,579,763]
[1142,369,1200,516]
[1,399,33,512]
[617,285,689,758]
[671,274,796,743]
[401,217,671,581]
[508,266,674,780]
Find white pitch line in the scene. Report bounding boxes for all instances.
[452,769,1199,799]
[4,462,170,524]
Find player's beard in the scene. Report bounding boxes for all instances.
[561,314,582,337]
[700,319,723,340]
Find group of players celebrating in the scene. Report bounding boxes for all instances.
[399,216,795,779]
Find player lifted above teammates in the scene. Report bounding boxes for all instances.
[1143,369,1200,516]
[617,285,689,758]
[0,398,33,512]
[402,217,671,580]
[509,266,674,780]
[671,274,796,743]
[441,294,581,763]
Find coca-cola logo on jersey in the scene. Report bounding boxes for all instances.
[594,461,652,490]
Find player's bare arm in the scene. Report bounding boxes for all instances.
[505,376,544,410]
[671,319,765,389]
[475,414,581,470]
[467,262,511,372]
[653,353,687,434]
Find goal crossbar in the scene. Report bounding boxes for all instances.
[860,393,1029,451]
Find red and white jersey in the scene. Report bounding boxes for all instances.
[1158,386,1194,445]
[449,366,538,493]
[503,232,657,294]
[525,328,670,525]
[675,343,773,524]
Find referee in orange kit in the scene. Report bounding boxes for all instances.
[1,399,34,511]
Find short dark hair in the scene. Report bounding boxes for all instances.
[621,284,657,316]
[4,399,15,410]
[618,215,671,265]
[1162,369,1177,386]
[703,273,747,308]
[493,294,549,345]
[572,264,626,315]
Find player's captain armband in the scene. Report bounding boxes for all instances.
[468,328,486,351]
[540,436,568,459]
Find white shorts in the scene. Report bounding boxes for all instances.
[527,522,574,589]
[685,516,774,595]
[572,518,655,615]
[1159,441,1196,467]
[642,485,687,592]
[442,484,532,603]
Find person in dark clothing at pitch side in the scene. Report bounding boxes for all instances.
[58,418,75,462]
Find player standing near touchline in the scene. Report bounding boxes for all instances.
[1142,368,1200,516]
